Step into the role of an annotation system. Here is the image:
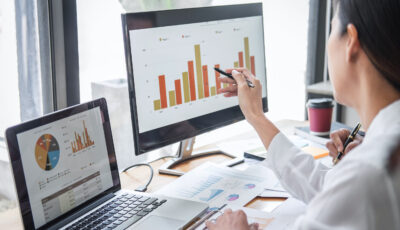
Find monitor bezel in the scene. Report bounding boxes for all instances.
[5,98,120,230]
[122,3,268,155]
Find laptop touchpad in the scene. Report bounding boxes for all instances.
[131,215,185,230]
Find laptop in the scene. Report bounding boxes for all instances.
[5,98,208,230]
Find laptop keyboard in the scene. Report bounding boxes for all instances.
[66,193,167,230]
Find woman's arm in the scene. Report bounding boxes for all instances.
[219,68,279,149]
[220,69,330,203]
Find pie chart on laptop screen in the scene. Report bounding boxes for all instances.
[35,134,60,171]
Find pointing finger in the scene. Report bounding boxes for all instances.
[225,67,247,73]
[231,70,247,87]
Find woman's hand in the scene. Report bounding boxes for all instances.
[326,128,363,159]
[218,68,264,125]
[205,209,259,230]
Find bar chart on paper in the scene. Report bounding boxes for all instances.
[129,16,266,133]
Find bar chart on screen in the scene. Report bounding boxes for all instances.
[129,16,266,133]
[153,38,257,111]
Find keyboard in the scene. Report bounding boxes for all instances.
[66,193,167,230]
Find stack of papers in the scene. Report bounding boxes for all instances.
[157,162,308,229]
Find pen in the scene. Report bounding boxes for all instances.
[214,67,255,88]
[333,122,362,165]
[187,204,227,230]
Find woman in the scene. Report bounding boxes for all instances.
[206,0,400,229]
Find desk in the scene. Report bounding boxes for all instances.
[0,119,307,229]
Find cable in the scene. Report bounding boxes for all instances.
[122,163,154,192]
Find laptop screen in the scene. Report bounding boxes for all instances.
[15,105,115,228]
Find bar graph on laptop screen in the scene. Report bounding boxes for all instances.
[129,16,266,133]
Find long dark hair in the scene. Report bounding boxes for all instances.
[333,0,400,91]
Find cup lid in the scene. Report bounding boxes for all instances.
[307,98,334,109]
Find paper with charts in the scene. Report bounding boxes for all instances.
[157,162,268,209]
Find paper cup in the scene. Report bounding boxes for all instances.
[307,98,334,136]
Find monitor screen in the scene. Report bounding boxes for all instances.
[8,99,119,229]
[122,3,268,154]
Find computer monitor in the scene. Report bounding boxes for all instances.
[122,3,268,175]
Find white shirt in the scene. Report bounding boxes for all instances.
[263,99,400,230]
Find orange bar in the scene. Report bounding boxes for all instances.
[159,75,168,108]
[214,64,221,93]
[238,52,244,67]
[202,65,210,98]
[250,56,255,75]
[188,61,196,101]
[175,79,182,105]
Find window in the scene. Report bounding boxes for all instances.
[77,0,134,170]
[76,0,310,168]
[0,0,51,139]
[0,0,51,200]
[0,1,20,140]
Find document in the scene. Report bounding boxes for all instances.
[157,162,268,209]
[266,198,306,229]
[236,159,289,198]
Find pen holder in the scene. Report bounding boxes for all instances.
[307,98,334,136]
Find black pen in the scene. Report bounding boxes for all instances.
[333,122,362,165]
[187,204,227,230]
[214,67,255,88]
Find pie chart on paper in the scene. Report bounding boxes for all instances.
[244,184,256,189]
[35,134,60,171]
[227,194,239,201]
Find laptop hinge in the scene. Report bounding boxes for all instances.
[47,193,115,230]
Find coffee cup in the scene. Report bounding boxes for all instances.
[307,98,334,136]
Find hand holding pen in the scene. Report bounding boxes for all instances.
[332,123,362,165]
[215,68,265,126]
[214,67,255,88]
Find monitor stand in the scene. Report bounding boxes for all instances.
[158,137,244,176]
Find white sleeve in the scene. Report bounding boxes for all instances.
[261,132,331,203]
[290,161,394,230]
